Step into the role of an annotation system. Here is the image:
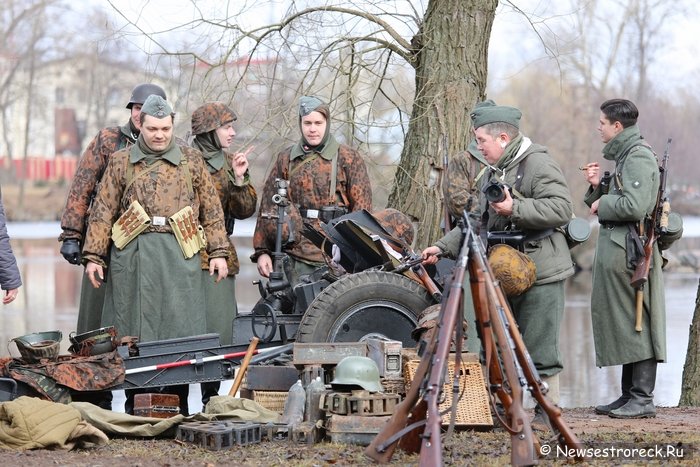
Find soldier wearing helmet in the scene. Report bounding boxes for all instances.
[190,101,258,407]
[252,96,373,280]
[422,103,575,431]
[57,82,166,410]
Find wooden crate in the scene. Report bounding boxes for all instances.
[404,353,492,427]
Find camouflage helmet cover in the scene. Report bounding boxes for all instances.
[372,208,415,246]
[126,83,167,109]
[191,102,238,135]
[488,243,536,296]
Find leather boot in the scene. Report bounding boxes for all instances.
[201,381,221,410]
[609,359,657,419]
[595,363,633,415]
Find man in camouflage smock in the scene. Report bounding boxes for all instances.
[191,101,257,407]
[252,96,372,279]
[82,95,229,414]
[57,83,166,410]
[59,83,167,335]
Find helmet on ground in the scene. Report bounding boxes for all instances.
[488,243,536,296]
[330,356,383,392]
[126,83,167,109]
[191,102,237,135]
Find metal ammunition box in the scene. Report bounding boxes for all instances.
[326,414,391,446]
[292,342,367,367]
[365,338,403,378]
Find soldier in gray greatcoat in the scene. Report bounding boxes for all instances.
[583,99,666,419]
[422,103,575,429]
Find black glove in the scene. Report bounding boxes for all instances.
[60,239,82,265]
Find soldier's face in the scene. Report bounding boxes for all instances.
[141,115,173,151]
[474,127,506,165]
[131,104,143,131]
[215,122,236,148]
[598,113,622,144]
[301,111,327,147]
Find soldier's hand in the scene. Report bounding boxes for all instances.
[85,262,104,288]
[257,254,273,278]
[209,257,229,283]
[421,246,443,265]
[60,239,82,265]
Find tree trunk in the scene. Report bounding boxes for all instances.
[387,0,497,248]
[679,278,700,406]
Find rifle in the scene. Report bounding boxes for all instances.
[466,220,583,463]
[366,215,583,465]
[364,232,464,464]
[630,138,671,332]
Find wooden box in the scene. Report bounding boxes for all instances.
[133,393,180,418]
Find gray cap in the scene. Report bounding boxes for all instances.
[299,96,324,117]
[141,94,173,119]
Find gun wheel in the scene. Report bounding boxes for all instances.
[296,270,436,347]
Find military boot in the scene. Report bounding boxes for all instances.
[531,374,559,432]
[609,359,657,419]
[595,363,633,415]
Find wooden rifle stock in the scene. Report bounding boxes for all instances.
[629,137,671,332]
[468,227,583,461]
[467,231,537,466]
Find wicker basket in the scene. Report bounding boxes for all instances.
[250,390,288,414]
[404,353,492,427]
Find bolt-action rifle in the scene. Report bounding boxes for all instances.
[630,138,671,332]
[366,215,583,465]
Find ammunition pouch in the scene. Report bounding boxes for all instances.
[111,200,151,250]
[168,206,207,259]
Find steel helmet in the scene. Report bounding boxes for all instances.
[191,101,237,135]
[488,243,536,297]
[126,83,167,109]
[330,356,383,392]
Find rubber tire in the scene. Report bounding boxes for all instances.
[296,270,435,346]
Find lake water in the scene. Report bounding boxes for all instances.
[2,218,698,411]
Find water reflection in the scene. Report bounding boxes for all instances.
[1,226,697,409]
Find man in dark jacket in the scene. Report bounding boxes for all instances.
[0,195,21,304]
[583,99,666,419]
[422,103,575,428]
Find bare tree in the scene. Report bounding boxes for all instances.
[107,0,499,247]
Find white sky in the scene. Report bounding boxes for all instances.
[100,0,699,95]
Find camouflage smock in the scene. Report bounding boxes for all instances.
[252,144,372,264]
[199,151,257,275]
[59,124,135,242]
[82,145,229,264]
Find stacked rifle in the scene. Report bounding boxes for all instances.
[365,216,583,466]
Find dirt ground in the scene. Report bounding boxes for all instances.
[2,406,698,466]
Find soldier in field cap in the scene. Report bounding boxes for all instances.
[82,93,230,416]
[422,102,575,431]
[252,95,372,282]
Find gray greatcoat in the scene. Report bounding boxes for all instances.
[0,197,21,292]
[436,135,574,376]
[584,125,666,367]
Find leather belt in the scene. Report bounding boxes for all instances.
[599,220,633,229]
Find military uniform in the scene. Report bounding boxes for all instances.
[59,125,136,333]
[584,125,665,367]
[82,143,229,342]
[252,143,372,268]
[191,101,258,346]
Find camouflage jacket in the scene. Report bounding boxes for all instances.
[59,125,135,242]
[82,145,229,266]
[446,150,483,219]
[199,151,257,275]
[253,144,372,264]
